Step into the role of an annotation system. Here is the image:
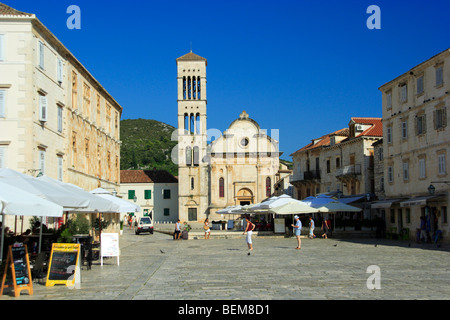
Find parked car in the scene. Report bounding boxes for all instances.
[135,217,154,235]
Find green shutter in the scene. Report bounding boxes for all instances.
[164,208,170,216]
[144,190,152,200]
[128,190,135,200]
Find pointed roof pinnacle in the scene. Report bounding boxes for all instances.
[176,52,208,66]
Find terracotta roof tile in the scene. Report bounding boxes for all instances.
[290,128,348,156]
[120,170,178,184]
[0,3,32,16]
[176,52,208,66]
[351,117,383,138]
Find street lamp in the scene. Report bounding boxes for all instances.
[133,195,137,203]
[428,184,436,195]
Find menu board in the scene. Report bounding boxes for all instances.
[1,244,33,297]
[46,243,81,287]
[101,233,120,266]
[11,246,31,285]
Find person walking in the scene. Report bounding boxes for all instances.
[321,217,329,239]
[243,216,255,255]
[308,216,316,239]
[291,215,302,250]
[204,218,211,240]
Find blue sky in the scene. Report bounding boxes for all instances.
[5,0,450,160]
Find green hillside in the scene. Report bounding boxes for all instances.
[120,119,178,176]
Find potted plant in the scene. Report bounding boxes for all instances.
[119,220,124,235]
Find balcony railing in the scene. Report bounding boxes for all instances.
[290,170,321,183]
[336,164,362,177]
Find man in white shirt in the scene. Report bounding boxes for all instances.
[291,216,302,250]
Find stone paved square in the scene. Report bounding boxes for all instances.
[1,228,449,301]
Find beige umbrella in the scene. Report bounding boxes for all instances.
[316,201,362,213]
[268,201,320,215]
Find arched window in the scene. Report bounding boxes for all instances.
[193,146,200,166]
[219,178,224,198]
[190,114,195,134]
[184,113,189,133]
[192,77,197,100]
[188,77,192,100]
[197,76,201,100]
[183,77,187,100]
[266,177,272,197]
[196,113,200,134]
[186,147,192,166]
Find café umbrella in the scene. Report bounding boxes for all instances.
[268,201,320,215]
[90,188,141,213]
[0,168,90,209]
[0,181,63,263]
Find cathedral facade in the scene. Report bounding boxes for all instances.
[176,52,280,222]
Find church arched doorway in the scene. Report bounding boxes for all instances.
[236,188,254,206]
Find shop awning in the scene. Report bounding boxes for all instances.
[400,195,445,207]
[371,198,404,209]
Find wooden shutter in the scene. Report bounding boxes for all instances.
[0,90,5,117]
[0,34,4,61]
[39,95,48,121]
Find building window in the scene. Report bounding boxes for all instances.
[388,166,394,183]
[434,107,447,130]
[163,189,171,199]
[164,208,170,216]
[400,84,407,103]
[386,126,392,144]
[406,208,411,224]
[390,209,395,223]
[386,92,392,110]
[0,90,5,118]
[419,158,426,179]
[219,178,224,198]
[438,154,446,175]
[38,149,46,175]
[403,162,409,181]
[128,190,136,200]
[0,146,6,169]
[436,66,443,86]
[416,76,424,95]
[378,148,383,161]
[186,147,192,166]
[416,114,426,135]
[144,190,152,200]
[39,94,48,122]
[0,34,4,61]
[191,177,194,190]
[326,160,331,173]
[266,177,272,197]
[335,157,340,169]
[57,156,63,181]
[57,58,63,84]
[188,208,197,221]
[401,121,408,139]
[57,105,63,133]
[38,40,45,69]
[193,146,199,166]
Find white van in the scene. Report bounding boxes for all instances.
[135,216,154,235]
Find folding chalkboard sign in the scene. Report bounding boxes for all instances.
[1,244,33,297]
[46,243,81,287]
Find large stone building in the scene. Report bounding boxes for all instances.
[290,118,382,200]
[377,48,449,242]
[0,4,122,230]
[176,52,281,222]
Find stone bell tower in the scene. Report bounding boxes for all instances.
[176,52,209,222]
